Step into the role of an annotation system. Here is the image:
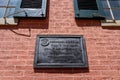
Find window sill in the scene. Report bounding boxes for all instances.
[0,18,18,25]
[101,20,120,26]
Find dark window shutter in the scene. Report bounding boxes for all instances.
[74,0,105,19]
[14,0,47,18]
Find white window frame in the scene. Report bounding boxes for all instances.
[101,0,120,26]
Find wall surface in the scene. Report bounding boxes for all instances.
[0,0,120,80]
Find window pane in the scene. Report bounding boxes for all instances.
[0,0,8,6]
[109,0,120,8]
[6,8,15,18]
[9,0,18,6]
[0,8,5,18]
[112,10,120,20]
[101,0,109,8]
[103,9,112,20]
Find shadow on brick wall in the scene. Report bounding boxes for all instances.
[75,19,101,27]
[34,68,89,73]
[102,26,120,30]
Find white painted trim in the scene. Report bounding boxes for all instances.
[6,18,18,25]
[0,18,18,25]
[0,18,5,25]
[101,20,120,26]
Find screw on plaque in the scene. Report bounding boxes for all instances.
[41,38,49,47]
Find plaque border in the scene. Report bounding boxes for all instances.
[34,35,88,68]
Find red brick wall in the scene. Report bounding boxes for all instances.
[0,0,120,80]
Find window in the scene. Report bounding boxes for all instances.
[14,0,47,18]
[101,0,120,26]
[0,0,18,25]
[74,0,105,19]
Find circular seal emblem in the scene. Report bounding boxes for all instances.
[40,38,49,47]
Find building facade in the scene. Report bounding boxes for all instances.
[0,0,120,80]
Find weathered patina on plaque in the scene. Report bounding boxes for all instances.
[34,35,88,68]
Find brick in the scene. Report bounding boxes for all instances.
[0,65,15,70]
[43,70,63,77]
[52,77,74,80]
[14,77,34,80]
[107,55,120,60]
[0,60,7,65]
[34,77,52,80]
[89,55,107,60]
[74,77,92,80]
[105,46,120,51]
[101,71,119,76]
[112,77,120,80]
[82,71,102,77]
[0,55,17,59]
[26,60,33,65]
[92,77,114,80]
[17,55,33,60]
[9,51,29,56]
[0,71,4,77]
[89,66,110,70]
[110,66,120,70]
[15,66,33,71]
[7,60,26,66]
[24,70,44,77]
[89,60,100,65]
[0,77,14,80]
[99,61,117,65]
[3,70,24,77]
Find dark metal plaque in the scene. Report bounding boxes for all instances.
[34,35,88,68]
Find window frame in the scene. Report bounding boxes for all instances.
[101,0,120,26]
[14,0,47,18]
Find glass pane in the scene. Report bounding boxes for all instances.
[9,0,18,6]
[109,0,120,8]
[101,0,120,20]
[101,0,109,8]
[103,9,112,20]
[0,8,5,18]
[5,8,15,18]
[112,10,120,20]
[0,0,8,6]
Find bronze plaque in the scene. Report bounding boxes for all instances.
[34,35,88,68]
